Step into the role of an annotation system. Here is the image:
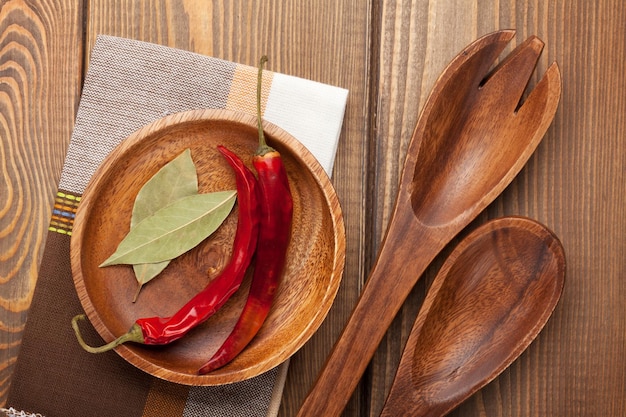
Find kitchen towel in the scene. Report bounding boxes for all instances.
[6,35,347,417]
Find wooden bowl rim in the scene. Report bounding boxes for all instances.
[70,108,346,385]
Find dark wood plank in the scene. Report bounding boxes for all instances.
[368,1,626,416]
[0,0,83,405]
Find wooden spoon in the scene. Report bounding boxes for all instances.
[381,216,565,416]
[298,30,561,416]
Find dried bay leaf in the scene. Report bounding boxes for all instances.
[131,149,198,299]
[101,190,237,267]
[131,149,198,227]
[132,261,168,302]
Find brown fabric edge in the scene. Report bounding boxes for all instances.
[141,379,190,417]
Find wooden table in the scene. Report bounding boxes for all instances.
[1,1,624,416]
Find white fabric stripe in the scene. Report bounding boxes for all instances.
[264,73,349,176]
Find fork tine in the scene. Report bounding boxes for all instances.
[517,61,562,121]
[481,36,545,112]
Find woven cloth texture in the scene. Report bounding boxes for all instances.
[7,36,347,417]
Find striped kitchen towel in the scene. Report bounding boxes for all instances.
[6,35,347,417]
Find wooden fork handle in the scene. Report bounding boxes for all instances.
[297,209,437,416]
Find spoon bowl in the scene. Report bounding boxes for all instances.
[381,216,566,416]
[298,30,561,416]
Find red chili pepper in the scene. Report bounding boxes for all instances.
[72,146,261,352]
[198,56,293,374]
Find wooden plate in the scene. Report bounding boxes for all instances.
[70,109,346,385]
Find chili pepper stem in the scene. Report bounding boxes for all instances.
[256,55,274,157]
[72,314,144,353]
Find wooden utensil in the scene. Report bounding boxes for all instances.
[298,30,561,416]
[381,216,565,416]
[71,109,345,385]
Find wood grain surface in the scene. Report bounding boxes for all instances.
[0,1,624,416]
[0,0,82,401]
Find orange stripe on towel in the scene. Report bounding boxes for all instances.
[226,64,273,116]
[141,378,189,417]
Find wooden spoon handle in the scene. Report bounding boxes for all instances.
[297,208,436,416]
